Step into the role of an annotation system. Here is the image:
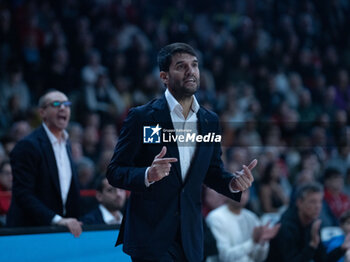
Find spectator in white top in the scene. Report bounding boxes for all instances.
[206,189,280,262]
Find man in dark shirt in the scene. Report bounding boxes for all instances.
[265,182,350,262]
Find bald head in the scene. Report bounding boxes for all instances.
[38,91,68,108]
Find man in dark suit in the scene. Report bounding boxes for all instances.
[7,90,82,237]
[81,177,126,225]
[107,43,257,261]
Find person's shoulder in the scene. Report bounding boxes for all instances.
[128,97,161,113]
[81,207,104,225]
[11,127,43,152]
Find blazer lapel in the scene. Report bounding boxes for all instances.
[151,96,182,183]
[183,107,210,184]
[38,126,62,197]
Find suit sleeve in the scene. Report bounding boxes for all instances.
[10,140,56,225]
[203,115,241,201]
[106,108,148,192]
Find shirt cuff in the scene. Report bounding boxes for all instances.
[145,167,155,187]
[52,214,63,225]
[229,177,240,193]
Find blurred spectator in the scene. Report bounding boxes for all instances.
[323,168,350,220]
[9,120,32,142]
[77,157,95,189]
[325,210,350,262]
[81,177,126,225]
[7,91,82,237]
[202,185,226,218]
[266,182,350,262]
[84,71,126,123]
[81,49,106,86]
[334,69,350,112]
[0,160,12,224]
[206,190,280,262]
[0,65,31,115]
[259,161,290,213]
[82,125,100,162]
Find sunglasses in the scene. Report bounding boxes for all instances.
[44,101,72,108]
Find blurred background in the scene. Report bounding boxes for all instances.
[0,0,350,234]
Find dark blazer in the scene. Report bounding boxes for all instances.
[81,207,105,225]
[107,95,241,261]
[7,125,80,227]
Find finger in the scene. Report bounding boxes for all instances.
[246,159,258,170]
[155,146,167,159]
[235,177,249,190]
[238,175,252,188]
[242,166,254,182]
[154,157,178,163]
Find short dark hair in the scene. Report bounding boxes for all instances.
[296,182,323,200]
[157,43,197,72]
[95,176,107,192]
[324,167,342,181]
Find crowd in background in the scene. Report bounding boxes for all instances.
[1,0,350,233]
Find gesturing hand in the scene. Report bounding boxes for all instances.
[252,222,281,244]
[230,159,257,191]
[309,219,322,248]
[147,146,178,183]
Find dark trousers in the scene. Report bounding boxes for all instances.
[131,230,188,262]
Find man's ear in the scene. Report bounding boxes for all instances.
[96,191,103,202]
[38,107,46,120]
[159,71,168,85]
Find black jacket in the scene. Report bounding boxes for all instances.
[265,206,345,262]
[7,125,80,227]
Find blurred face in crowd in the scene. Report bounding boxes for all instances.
[325,175,344,193]
[97,178,126,212]
[342,217,350,234]
[297,192,323,225]
[39,91,71,137]
[0,162,12,190]
[160,52,200,100]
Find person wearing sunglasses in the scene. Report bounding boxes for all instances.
[7,90,82,237]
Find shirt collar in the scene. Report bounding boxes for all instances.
[165,88,200,114]
[42,123,69,144]
[99,204,123,225]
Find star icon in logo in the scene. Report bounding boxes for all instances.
[150,124,161,137]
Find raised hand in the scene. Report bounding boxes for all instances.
[341,233,350,250]
[309,219,321,248]
[230,159,257,191]
[147,146,178,183]
[259,222,281,243]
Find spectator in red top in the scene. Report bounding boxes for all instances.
[324,167,350,219]
[0,160,12,225]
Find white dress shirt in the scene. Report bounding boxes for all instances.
[145,90,238,192]
[165,88,200,181]
[43,123,72,222]
[99,204,123,225]
[206,205,269,262]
